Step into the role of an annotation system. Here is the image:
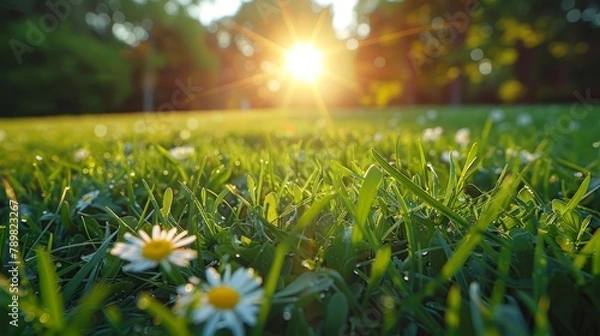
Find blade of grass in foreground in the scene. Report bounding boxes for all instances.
[371,149,470,229]
[436,173,520,290]
[65,284,111,334]
[352,165,382,244]
[36,248,65,331]
[62,228,118,302]
[253,193,335,336]
[137,293,190,336]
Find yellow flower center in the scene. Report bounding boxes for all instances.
[141,239,173,261]
[207,286,240,309]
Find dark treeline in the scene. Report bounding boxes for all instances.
[1,0,599,117]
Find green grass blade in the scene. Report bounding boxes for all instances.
[372,149,470,229]
[65,284,111,334]
[137,293,190,336]
[62,228,118,302]
[161,187,173,220]
[362,244,391,307]
[573,229,600,275]
[445,285,461,336]
[253,193,335,336]
[565,174,590,211]
[36,247,65,331]
[352,165,382,243]
[440,175,518,281]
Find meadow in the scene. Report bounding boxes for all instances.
[0,106,599,335]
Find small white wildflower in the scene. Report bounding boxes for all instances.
[76,190,99,211]
[73,148,90,162]
[169,145,195,160]
[489,108,505,122]
[422,126,443,142]
[110,225,197,272]
[454,127,471,147]
[516,113,533,127]
[520,150,540,163]
[174,265,264,336]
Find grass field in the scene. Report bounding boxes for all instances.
[1,106,599,335]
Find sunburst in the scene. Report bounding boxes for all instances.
[195,3,442,120]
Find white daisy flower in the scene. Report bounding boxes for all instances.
[520,150,540,163]
[73,148,90,162]
[174,265,264,336]
[422,126,443,142]
[76,190,99,211]
[169,145,196,160]
[516,113,533,127]
[454,127,471,147]
[489,108,505,122]
[110,225,197,272]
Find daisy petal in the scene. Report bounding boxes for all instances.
[173,234,196,248]
[223,310,245,336]
[202,312,221,336]
[205,267,222,287]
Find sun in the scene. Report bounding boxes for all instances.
[284,43,323,83]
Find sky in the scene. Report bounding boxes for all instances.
[196,0,359,36]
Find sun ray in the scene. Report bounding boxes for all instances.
[215,5,403,113]
[199,72,271,97]
[325,23,445,55]
[279,0,298,43]
[309,9,328,44]
[228,21,287,55]
[321,68,361,94]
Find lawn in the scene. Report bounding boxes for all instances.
[1,106,599,335]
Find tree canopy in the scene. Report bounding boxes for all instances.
[1,0,598,116]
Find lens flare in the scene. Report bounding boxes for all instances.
[285,44,323,82]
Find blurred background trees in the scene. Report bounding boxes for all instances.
[1,0,599,116]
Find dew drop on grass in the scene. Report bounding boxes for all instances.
[235,254,240,258]
[163,170,169,176]
[35,155,43,161]
[574,172,583,178]
[283,306,293,321]
[39,313,50,324]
